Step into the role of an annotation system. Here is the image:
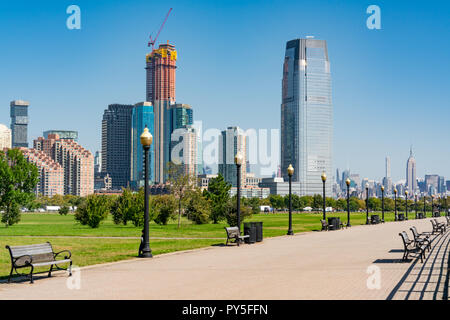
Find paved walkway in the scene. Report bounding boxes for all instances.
[1,217,448,300]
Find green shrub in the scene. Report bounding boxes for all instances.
[185,189,211,224]
[58,205,70,215]
[225,197,252,227]
[153,194,177,225]
[74,195,109,228]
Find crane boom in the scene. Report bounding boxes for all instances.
[148,8,173,50]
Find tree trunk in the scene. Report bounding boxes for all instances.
[178,198,181,229]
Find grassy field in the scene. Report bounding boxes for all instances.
[0,210,427,278]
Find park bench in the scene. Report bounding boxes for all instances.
[431,219,446,234]
[5,242,72,284]
[224,227,249,246]
[320,219,345,231]
[399,231,427,263]
[409,227,431,252]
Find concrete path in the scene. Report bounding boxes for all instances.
[1,217,448,300]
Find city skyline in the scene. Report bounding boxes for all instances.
[1,1,449,182]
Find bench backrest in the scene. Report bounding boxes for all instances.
[410,227,419,239]
[225,227,240,238]
[6,242,54,267]
[430,219,436,227]
[399,231,411,247]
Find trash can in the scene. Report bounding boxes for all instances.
[328,217,340,230]
[398,213,405,221]
[255,222,263,242]
[243,222,256,244]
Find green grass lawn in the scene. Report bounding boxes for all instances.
[0,210,424,279]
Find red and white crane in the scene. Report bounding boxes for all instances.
[148,8,173,50]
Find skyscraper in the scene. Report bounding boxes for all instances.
[101,104,134,189]
[219,126,247,187]
[406,147,417,193]
[146,43,178,183]
[171,125,198,177]
[130,102,155,188]
[280,38,333,196]
[383,156,392,193]
[10,100,29,148]
[0,124,12,150]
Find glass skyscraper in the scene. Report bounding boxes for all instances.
[10,100,29,148]
[281,38,333,196]
[131,102,155,188]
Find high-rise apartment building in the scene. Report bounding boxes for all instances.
[44,130,78,141]
[34,134,94,196]
[146,43,178,183]
[383,156,393,193]
[425,174,439,195]
[130,102,155,188]
[101,104,134,189]
[0,124,12,150]
[171,125,198,177]
[406,147,417,193]
[20,147,64,197]
[219,126,246,187]
[146,43,177,103]
[280,38,333,196]
[10,100,29,148]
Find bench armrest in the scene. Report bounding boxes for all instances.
[54,250,72,260]
[12,254,33,266]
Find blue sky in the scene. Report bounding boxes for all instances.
[0,0,449,182]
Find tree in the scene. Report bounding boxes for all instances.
[153,194,177,225]
[203,173,231,223]
[312,194,323,210]
[0,149,39,226]
[74,194,109,228]
[185,189,211,224]
[166,162,197,228]
[269,194,284,210]
[368,197,382,211]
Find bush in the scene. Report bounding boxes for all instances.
[59,205,70,215]
[153,194,177,225]
[110,188,135,225]
[225,197,252,227]
[185,189,211,224]
[74,195,109,228]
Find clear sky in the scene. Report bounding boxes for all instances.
[0,0,449,183]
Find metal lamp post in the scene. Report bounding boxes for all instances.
[414,194,418,219]
[423,195,427,218]
[381,185,385,223]
[431,195,435,217]
[438,196,442,216]
[287,164,294,235]
[139,127,153,258]
[321,172,327,221]
[234,151,243,234]
[365,186,369,224]
[394,188,398,221]
[405,190,409,220]
[346,178,351,227]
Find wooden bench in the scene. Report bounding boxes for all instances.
[224,227,249,246]
[320,219,345,231]
[399,231,427,263]
[6,242,72,283]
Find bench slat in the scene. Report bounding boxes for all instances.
[32,259,71,267]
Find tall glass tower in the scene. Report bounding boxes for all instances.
[281,38,333,196]
[131,102,154,188]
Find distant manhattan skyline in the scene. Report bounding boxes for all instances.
[0,0,449,182]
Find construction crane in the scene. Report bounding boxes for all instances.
[148,8,173,50]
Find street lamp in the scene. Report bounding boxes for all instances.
[414,194,418,219]
[365,185,369,225]
[139,127,153,258]
[287,164,294,235]
[431,195,435,217]
[394,188,398,221]
[234,151,243,235]
[438,196,442,216]
[346,178,351,227]
[321,172,327,221]
[405,190,409,220]
[381,185,385,223]
[423,195,427,218]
